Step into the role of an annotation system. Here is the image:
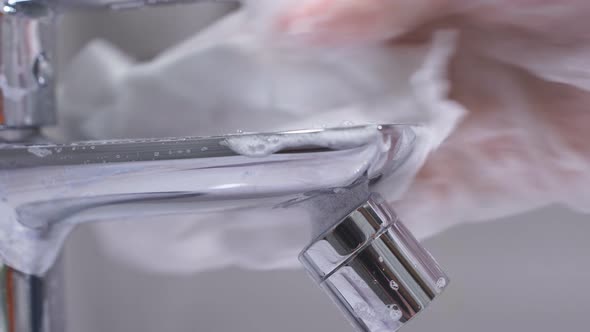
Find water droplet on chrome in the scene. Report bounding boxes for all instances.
[436,277,447,289]
[389,280,399,290]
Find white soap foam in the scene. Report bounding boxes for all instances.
[27,146,53,158]
[34,11,463,274]
[220,126,379,157]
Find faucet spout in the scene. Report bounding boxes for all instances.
[0,125,414,276]
[0,124,449,332]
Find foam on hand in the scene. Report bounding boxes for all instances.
[37,4,465,274]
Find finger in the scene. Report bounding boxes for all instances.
[274,0,451,46]
[394,46,590,239]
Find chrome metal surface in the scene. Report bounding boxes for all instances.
[0,125,414,273]
[0,259,64,332]
[0,0,228,130]
[0,0,56,129]
[0,125,420,332]
[0,125,407,168]
[0,125,424,332]
[300,194,449,332]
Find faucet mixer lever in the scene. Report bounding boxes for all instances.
[0,0,232,132]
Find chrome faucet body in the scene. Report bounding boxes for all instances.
[0,0,56,130]
[0,1,449,331]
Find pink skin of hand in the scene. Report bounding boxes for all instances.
[276,0,450,46]
[275,0,590,237]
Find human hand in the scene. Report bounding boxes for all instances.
[58,1,590,275]
[277,0,590,238]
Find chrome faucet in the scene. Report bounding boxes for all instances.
[0,1,449,331]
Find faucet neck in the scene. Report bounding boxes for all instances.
[0,0,56,131]
[1,259,65,332]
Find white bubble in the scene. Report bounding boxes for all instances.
[154,152,160,157]
[27,147,52,158]
[333,188,347,194]
[201,147,209,152]
[389,280,399,290]
[386,304,402,321]
[436,277,447,289]
[378,256,384,263]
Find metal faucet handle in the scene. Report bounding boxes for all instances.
[0,0,226,131]
[0,0,56,130]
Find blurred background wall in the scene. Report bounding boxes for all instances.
[64,207,590,332]
[58,5,590,332]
